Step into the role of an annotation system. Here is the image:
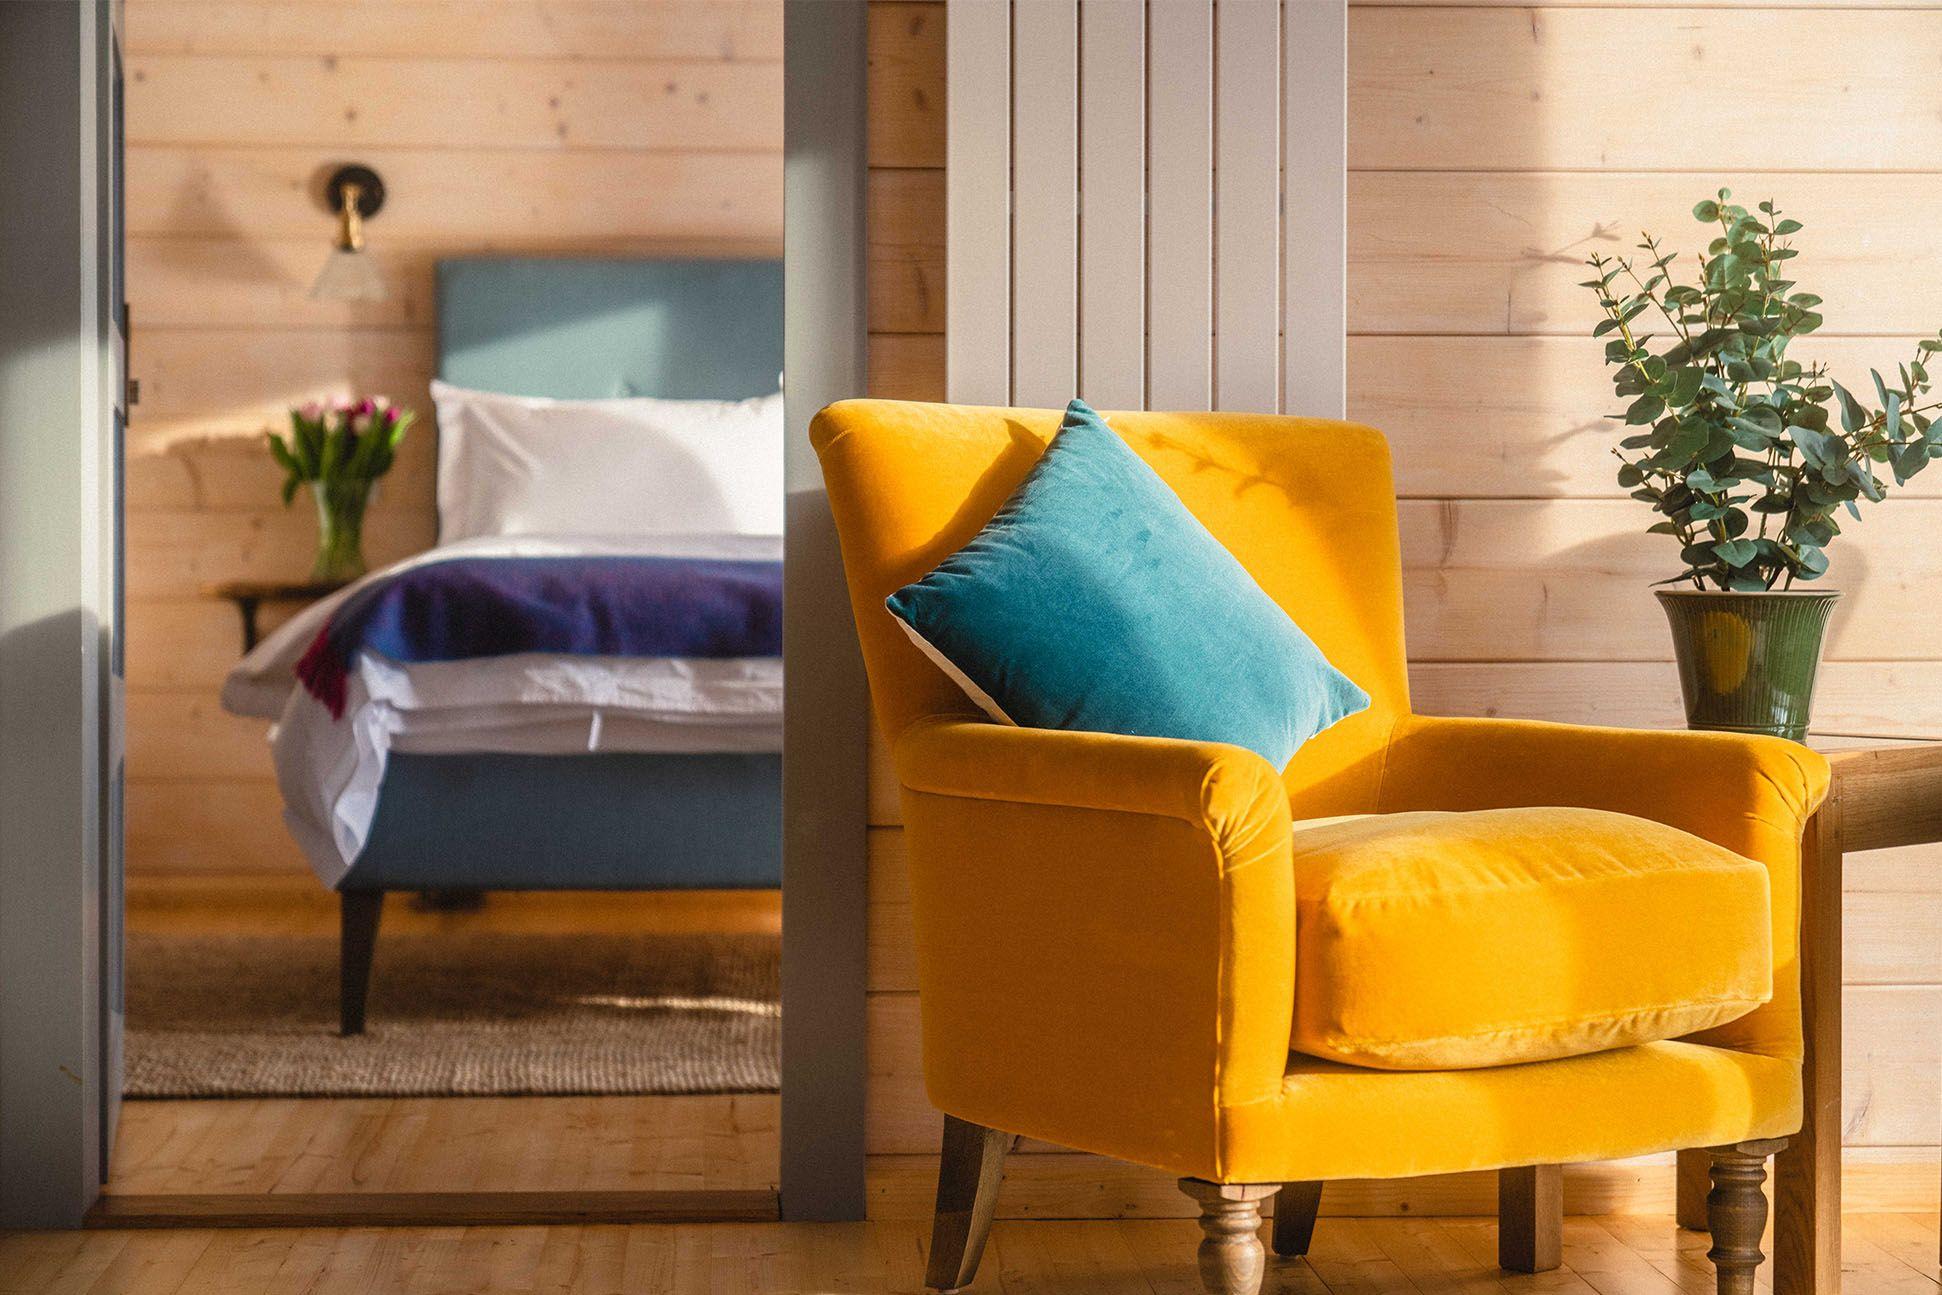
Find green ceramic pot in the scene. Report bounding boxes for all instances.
[1656,589,1840,743]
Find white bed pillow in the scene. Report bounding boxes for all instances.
[430,380,784,543]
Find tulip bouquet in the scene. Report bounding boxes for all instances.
[268,397,414,582]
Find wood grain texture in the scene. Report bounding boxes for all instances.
[87,1190,777,1229]
[1349,8,1942,171]
[925,1116,1010,1292]
[867,1,944,168]
[1349,172,1942,339]
[868,168,943,335]
[1178,1179,1276,1295]
[1499,1165,1563,1273]
[2,1214,1939,1294]
[124,1,783,61]
[1776,797,1843,1295]
[127,54,780,152]
[128,146,780,242]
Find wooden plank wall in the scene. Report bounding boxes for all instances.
[862,0,1941,1218]
[122,0,782,878]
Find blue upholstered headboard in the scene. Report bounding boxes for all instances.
[435,257,783,400]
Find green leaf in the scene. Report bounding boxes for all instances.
[1847,460,1885,501]
[1831,381,1868,435]
[1625,394,1666,425]
[1665,366,1704,407]
[1773,218,1803,236]
[1693,199,1721,222]
[1712,539,1758,568]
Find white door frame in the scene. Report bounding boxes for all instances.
[0,0,120,1229]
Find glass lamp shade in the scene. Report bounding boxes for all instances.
[309,247,387,302]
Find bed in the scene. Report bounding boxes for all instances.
[223,257,784,1033]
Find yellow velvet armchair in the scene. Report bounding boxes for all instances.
[811,401,1829,1295]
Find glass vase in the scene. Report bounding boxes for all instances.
[310,479,373,583]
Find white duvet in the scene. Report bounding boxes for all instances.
[223,533,783,886]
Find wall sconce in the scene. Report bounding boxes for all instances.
[310,164,387,302]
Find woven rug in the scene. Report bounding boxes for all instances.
[123,930,779,1099]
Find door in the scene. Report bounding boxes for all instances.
[0,0,123,1226]
[97,0,128,1178]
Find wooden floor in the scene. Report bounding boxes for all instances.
[108,1094,778,1196]
[2,1214,1935,1293]
[112,881,781,1200]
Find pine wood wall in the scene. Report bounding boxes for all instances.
[122,0,782,878]
[861,0,1941,1218]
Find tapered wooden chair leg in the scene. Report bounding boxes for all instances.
[1707,1139,1787,1295]
[339,889,383,1036]
[1179,1180,1278,1295]
[1271,1180,1323,1257]
[926,1116,1009,1292]
[1499,1164,1563,1273]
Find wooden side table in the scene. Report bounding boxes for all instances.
[1673,741,1942,1295]
[202,579,348,652]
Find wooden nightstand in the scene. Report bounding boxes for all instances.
[202,579,348,652]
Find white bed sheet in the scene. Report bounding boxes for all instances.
[221,533,783,887]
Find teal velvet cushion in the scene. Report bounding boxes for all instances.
[886,400,1369,768]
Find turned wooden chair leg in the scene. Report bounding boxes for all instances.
[1179,1180,1279,1295]
[926,1115,1010,1292]
[1271,1180,1322,1257]
[1707,1139,1787,1295]
[1498,1164,1563,1273]
[339,889,383,1036]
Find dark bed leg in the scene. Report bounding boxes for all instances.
[340,890,384,1036]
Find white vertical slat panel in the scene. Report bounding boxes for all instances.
[1145,0,1214,411]
[1213,0,1282,414]
[1077,0,1145,410]
[1281,0,1347,417]
[1009,0,1080,408]
[946,0,1012,405]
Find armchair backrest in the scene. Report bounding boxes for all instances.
[811,401,1410,814]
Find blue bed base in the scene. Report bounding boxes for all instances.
[346,752,781,893]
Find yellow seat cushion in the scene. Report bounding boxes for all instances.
[1289,807,1772,1070]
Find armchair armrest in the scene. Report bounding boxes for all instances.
[1376,714,1831,1059]
[891,717,1295,1179]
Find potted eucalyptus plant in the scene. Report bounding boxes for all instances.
[267,397,413,583]
[1585,191,1942,740]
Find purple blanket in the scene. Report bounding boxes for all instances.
[296,555,782,718]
